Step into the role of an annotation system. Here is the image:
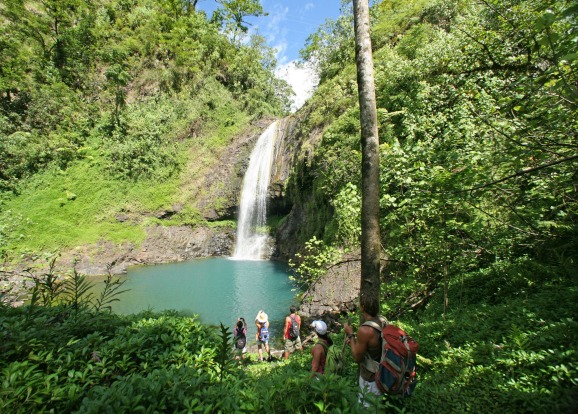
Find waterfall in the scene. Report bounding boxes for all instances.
[233,121,278,260]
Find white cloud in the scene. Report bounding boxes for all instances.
[263,5,288,47]
[273,41,289,66]
[268,6,289,32]
[275,61,319,113]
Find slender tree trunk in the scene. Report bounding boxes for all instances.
[353,0,381,309]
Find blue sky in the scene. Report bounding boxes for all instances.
[198,0,342,63]
[198,0,344,111]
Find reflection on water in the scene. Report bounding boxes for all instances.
[92,257,296,344]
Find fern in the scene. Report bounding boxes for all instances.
[215,323,235,383]
[93,269,129,313]
[62,267,94,313]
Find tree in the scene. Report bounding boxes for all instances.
[159,0,200,18]
[213,0,267,41]
[353,0,381,311]
[300,3,355,82]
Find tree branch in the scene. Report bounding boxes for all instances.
[466,154,578,192]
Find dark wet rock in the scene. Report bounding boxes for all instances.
[298,253,361,318]
[41,225,237,276]
[153,203,183,220]
[115,213,130,223]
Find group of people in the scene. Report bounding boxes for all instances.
[231,293,387,407]
[232,305,305,362]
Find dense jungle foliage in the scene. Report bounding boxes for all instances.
[1,0,577,412]
[0,0,290,255]
[286,0,578,411]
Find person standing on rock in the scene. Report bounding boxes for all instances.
[283,305,302,359]
[255,310,272,362]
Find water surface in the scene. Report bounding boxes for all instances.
[97,257,296,342]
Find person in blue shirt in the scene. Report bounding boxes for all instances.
[255,310,272,361]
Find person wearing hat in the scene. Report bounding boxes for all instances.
[310,320,332,376]
[255,310,272,362]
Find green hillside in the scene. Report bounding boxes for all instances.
[285,0,578,411]
[0,0,287,257]
[1,0,577,413]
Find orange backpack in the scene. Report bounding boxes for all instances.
[363,321,418,396]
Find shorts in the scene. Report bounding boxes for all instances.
[358,376,382,407]
[284,337,302,353]
[233,346,247,356]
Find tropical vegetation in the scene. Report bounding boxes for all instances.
[1,0,577,413]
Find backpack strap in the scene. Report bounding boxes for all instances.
[361,315,388,332]
[316,340,329,354]
[361,320,382,332]
[360,318,386,375]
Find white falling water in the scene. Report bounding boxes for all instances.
[233,121,278,260]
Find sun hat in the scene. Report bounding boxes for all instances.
[256,310,268,323]
[310,320,327,335]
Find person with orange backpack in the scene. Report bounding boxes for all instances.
[344,293,388,407]
[283,305,302,359]
[344,293,419,407]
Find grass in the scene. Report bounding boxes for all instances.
[0,78,258,258]
[1,134,243,257]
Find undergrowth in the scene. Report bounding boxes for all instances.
[389,257,578,414]
[1,258,576,413]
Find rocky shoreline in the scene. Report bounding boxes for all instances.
[1,225,360,318]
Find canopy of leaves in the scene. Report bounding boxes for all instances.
[292,0,577,302]
[286,2,577,410]
[0,0,290,192]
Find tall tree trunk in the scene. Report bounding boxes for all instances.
[353,0,381,310]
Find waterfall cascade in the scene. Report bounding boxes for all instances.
[233,121,278,260]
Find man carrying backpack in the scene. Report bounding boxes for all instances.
[344,293,388,407]
[283,305,302,359]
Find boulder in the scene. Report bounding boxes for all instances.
[298,253,361,318]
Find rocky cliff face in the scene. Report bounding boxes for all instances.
[56,117,300,275]
[67,225,235,276]
[193,118,278,221]
[268,112,326,261]
[267,115,361,318]
[6,115,359,317]
[298,253,361,317]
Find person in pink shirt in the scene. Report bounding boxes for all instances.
[310,320,333,376]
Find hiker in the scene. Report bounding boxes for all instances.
[255,310,272,361]
[233,317,247,361]
[283,305,302,359]
[310,320,332,376]
[344,293,388,406]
